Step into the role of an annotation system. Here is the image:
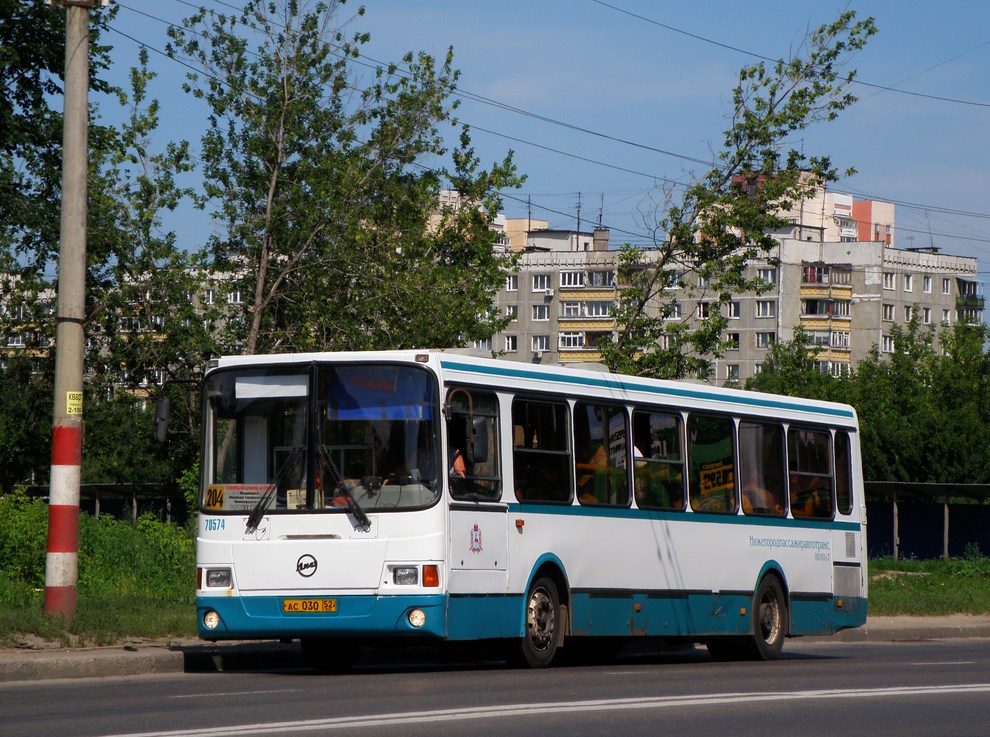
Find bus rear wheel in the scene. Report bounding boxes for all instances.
[706,576,786,662]
[508,576,561,668]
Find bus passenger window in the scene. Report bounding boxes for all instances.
[834,431,853,515]
[688,414,737,514]
[632,410,685,510]
[445,388,501,501]
[574,402,629,507]
[738,421,786,516]
[788,427,833,519]
[512,398,572,503]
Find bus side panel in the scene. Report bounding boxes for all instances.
[446,593,523,639]
[506,506,860,639]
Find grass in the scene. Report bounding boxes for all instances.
[868,554,990,616]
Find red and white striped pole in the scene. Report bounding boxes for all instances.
[44,1,91,619]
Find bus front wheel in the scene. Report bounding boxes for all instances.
[509,576,561,668]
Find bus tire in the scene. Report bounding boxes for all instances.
[510,576,561,668]
[706,575,786,662]
[751,574,786,661]
[301,636,360,674]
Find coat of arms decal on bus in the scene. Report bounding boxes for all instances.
[470,524,483,553]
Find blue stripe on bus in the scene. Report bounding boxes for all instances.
[439,359,856,420]
[505,502,862,532]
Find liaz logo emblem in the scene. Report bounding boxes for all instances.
[296,554,318,577]
[470,523,483,553]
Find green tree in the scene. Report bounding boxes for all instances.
[744,326,836,400]
[167,0,521,356]
[599,12,876,379]
[0,355,53,492]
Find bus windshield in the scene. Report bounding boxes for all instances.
[201,363,440,513]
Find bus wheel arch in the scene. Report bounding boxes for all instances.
[508,560,569,668]
[707,569,788,662]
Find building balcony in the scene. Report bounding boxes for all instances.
[956,295,985,310]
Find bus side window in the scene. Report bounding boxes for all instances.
[512,398,572,503]
[445,388,501,501]
[574,401,629,507]
[687,414,737,514]
[738,420,786,517]
[788,427,834,519]
[631,410,685,510]
[834,431,853,515]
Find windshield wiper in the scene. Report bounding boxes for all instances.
[245,446,302,534]
[318,445,370,530]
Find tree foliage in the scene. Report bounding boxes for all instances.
[747,320,990,485]
[599,11,877,380]
[167,0,521,356]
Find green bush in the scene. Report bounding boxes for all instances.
[0,490,49,597]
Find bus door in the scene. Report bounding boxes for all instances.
[445,387,507,582]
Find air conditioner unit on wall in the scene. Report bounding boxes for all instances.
[545,289,554,298]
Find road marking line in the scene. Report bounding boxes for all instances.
[104,683,990,737]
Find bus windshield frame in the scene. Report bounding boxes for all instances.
[200,362,441,515]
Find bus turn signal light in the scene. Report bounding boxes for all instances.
[423,564,440,587]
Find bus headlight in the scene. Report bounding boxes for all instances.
[205,568,232,588]
[392,567,418,585]
[408,609,426,628]
[203,610,221,630]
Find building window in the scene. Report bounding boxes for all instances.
[808,330,830,347]
[586,301,611,318]
[755,332,776,349]
[562,302,580,317]
[904,305,912,321]
[203,288,216,305]
[882,303,894,321]
[903,274,913,292]
[882,335,894,353]
[665,303,681,320]
[831,331,850,348]
[757,268,777,285]
[923,276,932,293]
[756,300,776,318]
[532,335,550,353]
[588,270,615,287]
[532,304,549,321]
[726,364,740,382]
[831,268,851,285]
[923,307,931,324]
[942,309,951,324]
[474,338,492,351]
[505,335,518,353]
[883,273,895,290]
[506,305,518,321]
[559,270,585,288]
[727,301,740,319]
[559,332,584,349]
[754,363,763,375]
[726,332,740,350]
[803,265,829,284]
[532,274,550,292]
[833,300,850,317]
[697,302,711,319]
[506,274,519,292]
[227,290,243,304]
[942,278,951,295]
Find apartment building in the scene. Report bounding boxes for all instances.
[488,221,983,383]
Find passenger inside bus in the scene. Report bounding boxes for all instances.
[741,469,784,515]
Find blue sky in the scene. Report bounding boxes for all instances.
[103,1,990,280]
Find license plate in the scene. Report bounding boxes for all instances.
[282,598,337,613]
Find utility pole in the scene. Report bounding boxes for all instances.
[44,0,104,620]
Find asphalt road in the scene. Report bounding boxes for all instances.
[3,635,990,737]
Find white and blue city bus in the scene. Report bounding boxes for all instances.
[194,349,867,669]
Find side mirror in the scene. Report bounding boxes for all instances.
[153,396,170,444]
